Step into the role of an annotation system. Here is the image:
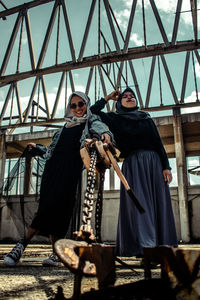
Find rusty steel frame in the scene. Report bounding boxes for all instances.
[0,0,199,131]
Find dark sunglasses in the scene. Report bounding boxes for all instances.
[70,101,86,109]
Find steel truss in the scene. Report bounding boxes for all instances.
[0,0,199,132]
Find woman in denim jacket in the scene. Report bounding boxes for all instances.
[4,91,112,267]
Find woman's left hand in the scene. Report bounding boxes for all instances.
[163,169,172,184]
[101,133,111,144]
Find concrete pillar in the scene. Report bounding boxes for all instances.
[172,107,190,242]
[0,130,7,200]
[109,167,115,190]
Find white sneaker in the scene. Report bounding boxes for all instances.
[42,253,63,267]
[4,242,25,266]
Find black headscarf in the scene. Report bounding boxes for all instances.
[115,87,150,120]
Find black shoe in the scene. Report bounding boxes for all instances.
[140,258,160,268]
[42,253,63,267]
[4,242,25,266]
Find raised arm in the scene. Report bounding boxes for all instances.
[28,129,62,160]
[27,143,48,158]
[90,90,120,114]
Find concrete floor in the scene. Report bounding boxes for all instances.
[0,243,161,299]
[1,243,199,299]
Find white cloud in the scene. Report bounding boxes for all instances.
[184,91,200,103]
[122,0,176,12]
[114,9,130,31]
[195,62,200,78]
[122,0,198,28]
[130,33,143,46]
[181,90,200,114]
[149,0,177,13]
[0,84,86,121]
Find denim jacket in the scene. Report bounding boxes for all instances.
[35,114,113,160]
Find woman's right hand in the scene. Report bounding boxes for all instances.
[105,90,120,102]
[28,143,36,151]
[163,169,172,184]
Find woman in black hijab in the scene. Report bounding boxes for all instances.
[90,87,178,257]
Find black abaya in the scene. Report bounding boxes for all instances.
[31,124,85,237]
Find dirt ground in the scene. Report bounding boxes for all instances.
[0,244,161,300]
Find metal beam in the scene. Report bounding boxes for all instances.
[0,0,55,19]
[78,0,97,61]
[160,55,179,104]
[149,0,169,46]
[51,72,65,119]
[171,0,183,45]
[61,0,76,62]
[190,0,198,41]
[36,0,59,69]
[1,101,200,130]
[180,51,190,103]
[24,9,36,70]
[0,12,22,76]
[1,40,199,87]
[145,56,156,108]
[103,0,121,54]
[128,60,143,108]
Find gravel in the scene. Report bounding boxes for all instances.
[0,244,160,300]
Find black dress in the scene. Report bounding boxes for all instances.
[31,123,85,237]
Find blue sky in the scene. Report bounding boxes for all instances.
[0,0,200,117]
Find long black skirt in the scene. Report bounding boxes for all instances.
[116,150,178,257]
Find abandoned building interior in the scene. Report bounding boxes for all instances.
[0,0,200,298]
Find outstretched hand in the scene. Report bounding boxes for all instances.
[28,143,36,151]
[101,133,111,144]
[105,90,120,102]
[163,169,172,184]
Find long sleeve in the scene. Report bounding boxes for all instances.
[90,98,115,128]
[80,114,113,146]
[38,129,63,160]
[90,98,107,114]
[89,114,113,138]
[149,119,171,170]
[34,144,48,158]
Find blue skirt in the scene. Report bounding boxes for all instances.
[116,150,178,257]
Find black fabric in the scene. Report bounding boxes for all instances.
[116,150,178,257]
[126,189,145,214]
[31,124,85,238]
[91,98,170,170]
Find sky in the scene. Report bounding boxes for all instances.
[0,0,200,119]
[0,0,200,186]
